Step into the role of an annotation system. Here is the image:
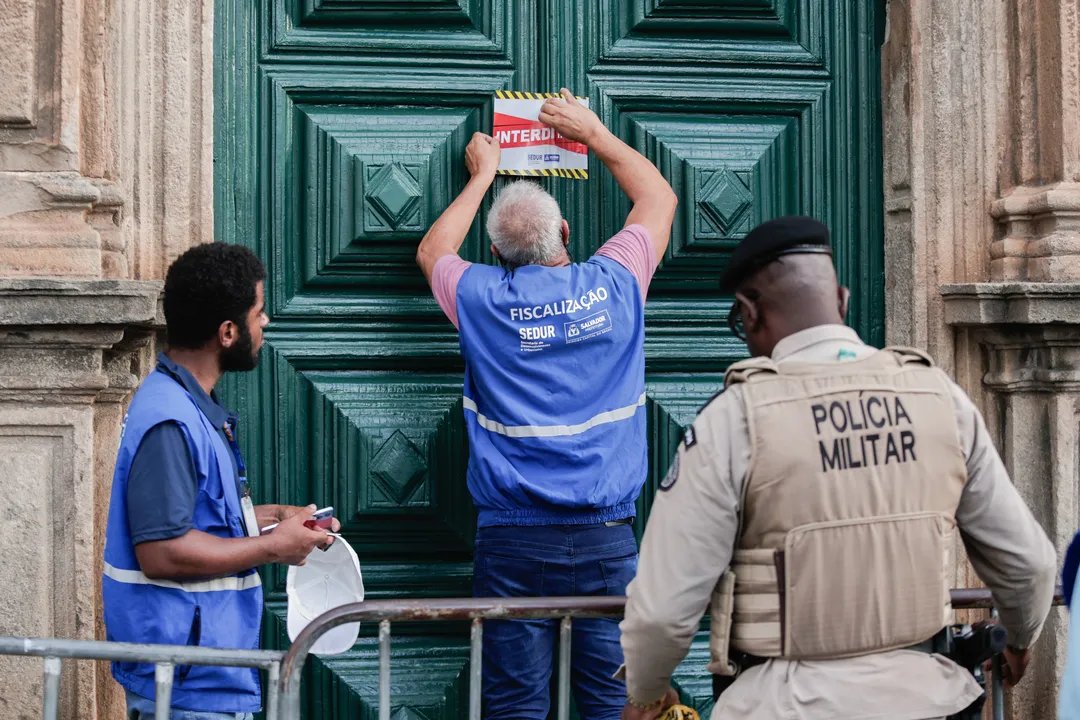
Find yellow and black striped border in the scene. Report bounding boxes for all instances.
[495,90,588,101]
[496,168,589,179]
[494,91,589,179]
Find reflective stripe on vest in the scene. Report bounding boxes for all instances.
[103,562,262,593]
[462,392,646,438]
[454,257,648,526]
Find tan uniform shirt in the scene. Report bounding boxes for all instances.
[620,324,1058,720]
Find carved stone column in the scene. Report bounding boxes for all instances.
[0,280,161,718]
[884,1,1079,717]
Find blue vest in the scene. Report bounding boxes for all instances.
[102,368,263,713]
[456,256,648,527]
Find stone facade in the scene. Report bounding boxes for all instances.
[0,0,1076,717]
[884,1,1080,716]
[0,0,212,714]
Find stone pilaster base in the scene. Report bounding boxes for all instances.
[0,279,161,719]
[943,282,1080,718]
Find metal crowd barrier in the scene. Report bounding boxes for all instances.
[0,636,285,720]
[0,587,1065,720]
[279,596,626,720]
[278,588,1063,720]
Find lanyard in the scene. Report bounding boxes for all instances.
[221,421,250,496]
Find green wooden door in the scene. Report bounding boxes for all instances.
[215,1,884,716]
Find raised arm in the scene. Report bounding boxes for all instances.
[539,89,677,265]
[416,133,500,283]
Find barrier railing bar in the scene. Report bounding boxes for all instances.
[279,587,1065,720]
[991,608,1005,720]
[557,617,572,720]
[266,662,281,720]
[469,618,482,720]
[0,586,1062,720]
[0,637,284,668]
[378,619,391,720]
[42,656,61,720]
[155,663,174,720]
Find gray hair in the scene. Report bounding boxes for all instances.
[486,182,564,267]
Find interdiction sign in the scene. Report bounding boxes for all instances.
[494,91,589,179]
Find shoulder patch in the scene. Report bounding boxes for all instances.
[659,453,680,492]
[684,425,697,449]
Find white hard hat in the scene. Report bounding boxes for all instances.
[286,535,364,656]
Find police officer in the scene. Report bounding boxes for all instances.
[618,217,1058,720]
[103,243,339,719]
[416,90,677,718]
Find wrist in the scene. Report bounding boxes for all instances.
[585,123,611,147]
[471,170,497,187]
[256,532,283,564]
[626,693,665,711]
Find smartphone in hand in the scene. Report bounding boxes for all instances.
[260,506,335,534]
[304,507,334,530]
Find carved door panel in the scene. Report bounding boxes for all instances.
[216,1,883,716]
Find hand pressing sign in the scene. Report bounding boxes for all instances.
[494,88,592,178]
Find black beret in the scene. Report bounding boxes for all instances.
[719,216,832,293]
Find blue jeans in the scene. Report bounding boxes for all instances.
[125,690,254,720]
[473,522,638,720]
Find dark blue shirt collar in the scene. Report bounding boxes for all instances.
[154,352,236,430]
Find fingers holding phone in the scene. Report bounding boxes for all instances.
[265,504,329,565]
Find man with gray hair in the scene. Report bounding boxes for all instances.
[416,89,677,719]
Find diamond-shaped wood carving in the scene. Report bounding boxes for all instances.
[371,430,430,507]
[697,167,754,238]
[261,65,510,316]
[618,113,798,291]
[364,162,426,232]
[259,344,475,598]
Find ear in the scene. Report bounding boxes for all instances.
[838,286,851,321]
[490,243,500,261]
[735,291,761,332]
[218,320,239,350]
[561,219,570,245]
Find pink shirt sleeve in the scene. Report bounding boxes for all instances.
[431,255,472,329]
[594,224,657,301]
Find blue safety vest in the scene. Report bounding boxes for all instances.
[456,256,647,527]
[102,368,263,713]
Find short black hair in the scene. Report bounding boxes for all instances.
[163,243,267,350]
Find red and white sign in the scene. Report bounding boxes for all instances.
[494,95,589,178]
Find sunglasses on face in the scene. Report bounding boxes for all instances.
[727,300,746,341]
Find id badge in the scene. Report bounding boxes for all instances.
[240,494,260,538]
